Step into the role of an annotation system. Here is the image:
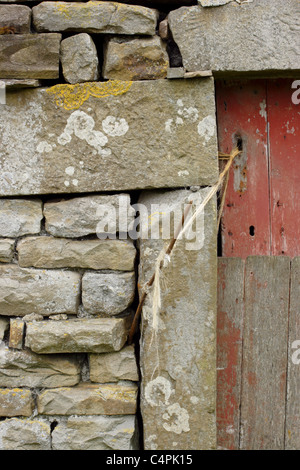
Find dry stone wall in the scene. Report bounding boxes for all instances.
[0,0,298,452]
[0,195,139,450]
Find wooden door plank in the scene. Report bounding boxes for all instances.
[285,257,300,449]
[240,256,290,450]
[217,257,245,450]
[268,79,300,257]
[216,80,271,258]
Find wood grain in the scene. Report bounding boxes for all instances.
[217,257,245,449]
[240,256,290,450]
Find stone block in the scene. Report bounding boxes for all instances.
[199,0,232,5]
[33,1,158,35]
[167,67,185,79]
[1,79,41,89]
[0,33,61,79]
[44,194,135,238]
[17,237,136,271]
[0,265,81,317]
[0,418,51,450]
[103,36,169,81]
[61,33,99,84]
[138,188,217,450]
[37,382,138,415]
[0,239,15,263]
[0,5,31,34]
[0,79,218,196]
[158,18,169,40]
[52,415,138,450]
[82,272,136,316]
[0,199,42,237]
[25,317,131,354]
[169,0,300,73]
[0,388,34,417]
[9,319,25,349]
[0,343,81,388]
[89,345,139,383]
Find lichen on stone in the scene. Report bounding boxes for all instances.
[46,80,133,110]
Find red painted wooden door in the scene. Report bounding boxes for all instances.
[217,78,300,258]
[216,79,300,450]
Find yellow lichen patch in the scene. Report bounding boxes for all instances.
[54,1,100,19]
[46,81,133,111]
[54,2,72,19]
[96,384,137,403]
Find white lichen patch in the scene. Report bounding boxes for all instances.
[165,99,199,133]
[190,395,200,405]
[37,141,53,153]
[144,376,173,407]
[102,116,129,137]
[65,166,75,176]
[57,110,111,157]
[178,170,189,177]
[162,403,190,434]
[197,115,216,142]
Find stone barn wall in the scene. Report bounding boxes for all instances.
[0,0,299,451]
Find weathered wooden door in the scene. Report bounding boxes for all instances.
[216,79,300,450]
[217,78,300,258]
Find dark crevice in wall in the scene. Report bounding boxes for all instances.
[166,25,183,68]
[49,419,59,450]
[91,34,105,81]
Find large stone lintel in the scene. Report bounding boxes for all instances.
[169,0,300,74]
[0,79,218,196]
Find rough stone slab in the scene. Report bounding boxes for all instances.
[168,0,300,73]
[0,265,81,317]
[0,199,43,237]
[0,343,81,388]
[44,194,135,237]
[61,33,99,84]
[52,415,138,450]
[0,79,42,89]
[158,18,169,40]
[33,1,158,35]
[17,237,136,271]
[0,33,61,79]
[0,388,34,417]
[0,418,51,450]
[89,345,139,383]
[103,36,168,81]
[25,317,131,354]
[0,5,31,34]
[199,0,232,6]
[0,239,15,263]
[82,272,136,316]
[9,319,25,349]
[0,79,218,196]
[138,188,217,450]
[37,382,138,415]
[167,67,185,79]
